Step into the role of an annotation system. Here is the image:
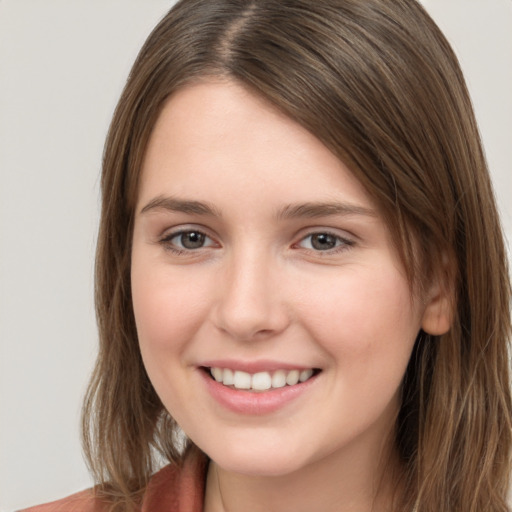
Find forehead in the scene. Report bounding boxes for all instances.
[138,79,375,215]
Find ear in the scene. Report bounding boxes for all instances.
[420,263,454,336]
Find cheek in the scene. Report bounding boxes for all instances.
[130,259,214,417]
[294,266,421,375]
[131,255,212,360]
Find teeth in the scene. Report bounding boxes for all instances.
[271,370,287,388]
[233,370,251,389]
[299,369,314,382]
[252,372,272,391]
[223,368,234,386]
[209,367,316,391]
[211,367,223,382]
[285,369,299,386]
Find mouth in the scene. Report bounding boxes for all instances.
[203,366,321,392]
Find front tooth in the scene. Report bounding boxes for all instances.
[211,367,223,382]
[286,369,300,386]
[271,370,287,388]
[222,368,234,386]
[233,370,252,389]
[252,372,272,391]
[299,369,314,382]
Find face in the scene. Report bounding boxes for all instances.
[131,80,433,477]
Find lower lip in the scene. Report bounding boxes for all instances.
[199,369,319,415]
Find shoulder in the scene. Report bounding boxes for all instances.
[19,447,208,512]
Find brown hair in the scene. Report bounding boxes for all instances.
[82,1,512,510]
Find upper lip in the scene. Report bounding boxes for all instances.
[199,359,318,373]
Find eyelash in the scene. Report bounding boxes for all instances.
[159,229,216,255]
[294,231,355,254]
[158,229,355,255]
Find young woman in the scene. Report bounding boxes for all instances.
[23,0,511,511]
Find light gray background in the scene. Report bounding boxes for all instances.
[0,1,510,511]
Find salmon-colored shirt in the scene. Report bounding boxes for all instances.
[20,449,208,512]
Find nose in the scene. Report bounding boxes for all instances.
[211,249,290,341]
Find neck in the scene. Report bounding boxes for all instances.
[204,430,401,512]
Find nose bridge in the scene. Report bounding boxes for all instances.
[213,242,288,340]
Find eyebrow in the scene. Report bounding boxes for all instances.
[140,195,376,220]
[140,196,222,217]
[276,201,377,220]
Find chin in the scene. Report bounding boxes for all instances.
[194,430,311,477]
[214,452,308,478]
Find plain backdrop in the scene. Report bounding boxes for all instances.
[0,1,511,511]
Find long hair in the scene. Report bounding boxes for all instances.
[82,1,512,510]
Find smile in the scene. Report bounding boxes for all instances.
[208,367,317,391]
[199,364,321,414]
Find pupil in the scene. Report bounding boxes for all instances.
[181,232,205,249]
[311,233,336,250]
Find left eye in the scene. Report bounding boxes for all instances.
[165,230,215,250]
[298,232,351,251]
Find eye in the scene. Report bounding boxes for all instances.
[161,229,216,251]
[297,232,353,252]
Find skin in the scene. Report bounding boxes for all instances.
[131,80,451,512]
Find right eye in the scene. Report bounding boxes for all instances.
[160,229,217,252]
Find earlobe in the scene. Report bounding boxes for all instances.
[421,299,452,335]
[420,280,454,336]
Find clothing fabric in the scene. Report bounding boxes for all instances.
[20,448,208,512]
